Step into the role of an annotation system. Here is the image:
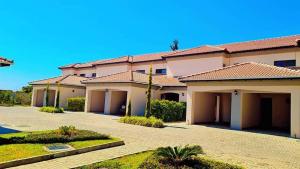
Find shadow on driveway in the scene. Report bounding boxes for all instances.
[0,126,20,134]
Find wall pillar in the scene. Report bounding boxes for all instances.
[230,90,243,130]
[54,90,58,108]
[104,90,112,115]
[291,91,300,138]
[84,90,91,112]
[186,90,194,124]
[43,90,47,107]
[31,89,37,107]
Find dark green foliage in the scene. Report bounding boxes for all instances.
[119,116,164,128]
[40,106,64,113]
[21,85,33,93]
[0,128,109,145]
[67,97,85,111]
[145,65,152,118]
[126,100,131,116]
[55,83,60,108]
[151,99,186,122]
[15,91,32,105]
[45,83,50,106]
[140,155,244,169]
[170,39,179,51]
[58,125,76,136]
[155,145,204,164]
[0,86,32,106]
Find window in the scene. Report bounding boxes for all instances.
[274,60,296,67]
[155,69,167,75]
[74,74,77,76]
[91,73,96,77]
[136,70,145,74]
[80,74,86,77]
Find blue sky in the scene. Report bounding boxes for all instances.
[0,0,300,90]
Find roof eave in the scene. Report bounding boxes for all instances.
[180,77,300,83]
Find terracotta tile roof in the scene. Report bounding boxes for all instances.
[30,75,87,87]
[163,45,226,58]
[179,62,300,82]
[218,34,300,53]
[131,51,178,62]
[82,71,185,87]
[0,57,13,66]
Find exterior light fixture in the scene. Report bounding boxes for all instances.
[182,92,185,96]
[234,90,238,96]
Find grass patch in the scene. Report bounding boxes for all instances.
[39,106,64,113]
[119,116,164,128]
[78,151,153,169]
[0,129,120,163]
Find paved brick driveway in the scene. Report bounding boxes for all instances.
[1,106,300,169]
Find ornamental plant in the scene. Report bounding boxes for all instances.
[145,65,152,118]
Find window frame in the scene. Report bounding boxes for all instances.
[155,68,167,75]
[274,60,296,67]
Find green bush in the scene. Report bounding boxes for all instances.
[151,99,186,122]
[67,97,85,111]
[140,153,244,169]
[119,116,164,128]
[58,125,76,136]
[15,91,32,105]
[0,128,110,145]
[39,106,64,113]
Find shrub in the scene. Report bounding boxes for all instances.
[151,99,186,122]
[15,92,31,106]
[58,125,76,136]
[39,106,64,113]
[0,128,110,144]
[119,116,164,128]
[155,145,204,165]
[67,97,85,111]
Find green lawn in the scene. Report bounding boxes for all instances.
[79,151,153,169]
[0,131,120,163]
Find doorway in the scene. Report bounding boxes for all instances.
[260,98,272,129]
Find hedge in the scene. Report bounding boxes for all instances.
[150,99,186,122]
[39,106,64,113]
[67,97,85,111]
[0,128,110,145]
[119,116,164,128]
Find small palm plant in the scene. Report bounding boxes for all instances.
[155,145,204,165]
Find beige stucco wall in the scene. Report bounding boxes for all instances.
[241,93,261,129]
[166,53,225,77]
[159,87,187,102]
[96,63,129,77]
[192,92,216,123]
[186,80,300,138]
[32,85,86,109]
[88,90,105,112]
[62,68,76,76]
[132,61,166,74]
[110,91,127,115]
[220,93,231,123]
[229,48,300,66]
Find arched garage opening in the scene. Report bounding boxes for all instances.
[161,93,180,102]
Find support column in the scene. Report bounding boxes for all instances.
[84,90,91,112]
[230,90,243,130]
[31,89,36,107]
[104,90,112,115]
[186,90,194,125]
[215,95,220,123]
[291,91,300,138]
[43,90,47,107]
[54,90,58,108]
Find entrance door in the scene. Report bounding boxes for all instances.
[260,98,272,129]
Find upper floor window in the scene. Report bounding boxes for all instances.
[91,73,96,77]
[274,60,296,67]
[156,68,167,75]
[136,70,145,74]
[80,74,86,77]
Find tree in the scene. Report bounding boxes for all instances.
[45,83,50,106]
[126,100,131,116]
[22,85,33,93]
[55,83,60,108]
[170,39,179,51]
[145,65,152,118]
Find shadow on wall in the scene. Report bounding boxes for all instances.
[0,126,20,134]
